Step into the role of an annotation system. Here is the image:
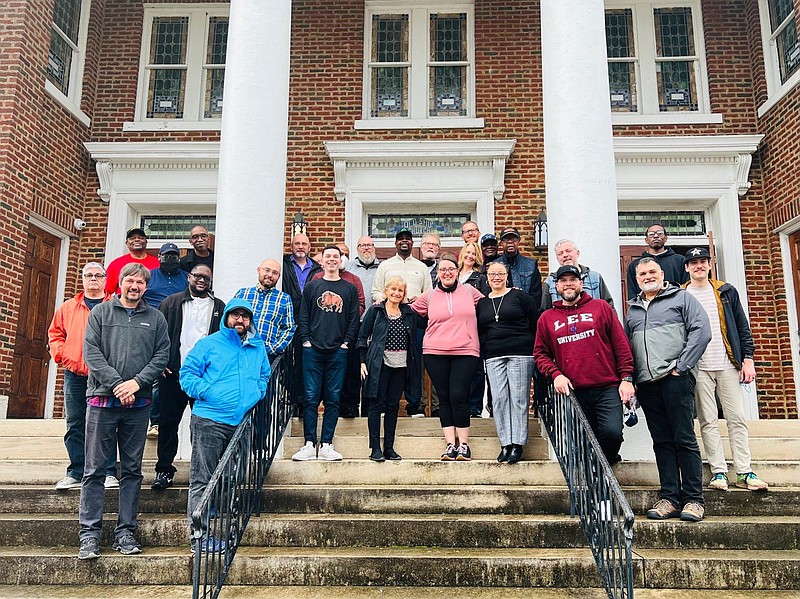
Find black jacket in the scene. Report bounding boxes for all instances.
[462,270,490,296]
[626,248,688,299]
[282,254,321,316]
[358,302,422,400]
[159,289,225,372]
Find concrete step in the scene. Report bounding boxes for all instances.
[289,417,543,437]
[0,545,797,589]
[283,435,551,460]
[1,513,796,551]
[699,436,800,461]
[0,588,797,599]
[0,485,797,518]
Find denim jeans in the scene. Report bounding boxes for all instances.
[156,371,194,475]
[638,373,704,507]
[485,355,533,446]
[79,404,150,542]
[187,414,237,539]
[302,346,347,444]
[63,370,115,479]
[573,385,624,462]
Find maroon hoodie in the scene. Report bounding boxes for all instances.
[534,292,634,390]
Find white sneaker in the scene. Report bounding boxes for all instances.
[104,475,120,489]
[411,413,426,419]
[55,476,82,490]
[292,441,318,461]
[317,443,343,461]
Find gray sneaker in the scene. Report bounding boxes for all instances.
[56,476,82,491]
[112,533,142,555]
[78,537,100,560]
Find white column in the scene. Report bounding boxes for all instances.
[213,0,292,301]
[540,0,622,311]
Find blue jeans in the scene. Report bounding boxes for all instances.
[302,346,347,444]
[63,370,115,479]
[79,405,150,542]
[638,373,704,507]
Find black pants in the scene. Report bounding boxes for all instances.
[367,365,406,450]
[573,385,623,462]
[155,371,194,475]
[339,343,363,416]
[424,354,481,429]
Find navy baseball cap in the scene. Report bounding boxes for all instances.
[480,233,498,246]
[159,242,180,255]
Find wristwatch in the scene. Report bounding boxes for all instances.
[621,376,634,383]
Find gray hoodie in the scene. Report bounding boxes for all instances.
[84,296,170,398]
[624,283,711,384]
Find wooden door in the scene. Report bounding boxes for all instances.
[790,231,800,337]
[8,226,61,418]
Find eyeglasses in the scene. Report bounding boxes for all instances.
[258,268,280,277]
[83,273,106,279]
[422,242,440,247]
[357,243,374,248]
[462,228,479,235]
[190,233,208,240]
[646,230,666,238]
[438,267,457,274]
[487,272,507,278]
[229,312,251,321]
[190,273,211,282]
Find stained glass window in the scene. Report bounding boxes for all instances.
[368,213,470,240]
[140,215,216,241]
[370,15,409,117]
[606,9,637,112]
[767,0,800,83]
[618,211,705,236]
[46,0,84,97]
[654,8,698,111]
[429,13,468,117]
[146,17,188,118]
[204,17,228,118]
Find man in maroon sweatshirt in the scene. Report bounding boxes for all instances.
[534,265,635,464]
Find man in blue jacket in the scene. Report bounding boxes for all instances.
[180,299,270,554]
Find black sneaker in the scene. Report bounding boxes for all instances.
[441,443,458,461]
[78,537,100,560]
[456,443,472,461]
[369,448,385,462]
[151,471,173,491]
[112,533,142,555]
[383,447,402,461]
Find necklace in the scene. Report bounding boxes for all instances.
[491,294,505,322]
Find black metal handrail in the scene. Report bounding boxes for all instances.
[533,377,635,599]
[191,347,295,599]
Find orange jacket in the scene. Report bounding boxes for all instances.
[48,292,113,376]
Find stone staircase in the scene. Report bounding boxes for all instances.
[0,417,797,598]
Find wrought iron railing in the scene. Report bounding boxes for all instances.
[533,377,635,599]
[191,348,295,599]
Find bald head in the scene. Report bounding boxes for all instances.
[257,258,282,290]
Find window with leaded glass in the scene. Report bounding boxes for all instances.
[606,9,638,112]
[136,5,229,124]
[363,2,476,125]
[653,7,698,111]
[767,0,799,83]
[604,1,711,119]
[46,0,90,102]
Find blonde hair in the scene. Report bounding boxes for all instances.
[384,276,408,302]
[458,242,483,273]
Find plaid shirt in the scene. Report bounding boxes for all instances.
[233,286,295,355]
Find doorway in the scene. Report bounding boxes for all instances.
[8,225,61,418]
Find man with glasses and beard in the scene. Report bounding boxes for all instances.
[152,265,225,491]
[346,236,381,307]
[180,225,214,272]
[625,223,688,299]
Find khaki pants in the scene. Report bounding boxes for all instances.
[694,368,752,475]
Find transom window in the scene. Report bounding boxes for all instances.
[135,5,228,123]
[368,213,470,239]
[360,1,479,129]
[618,211,705,236]
[140,215,216,244]
[605,1,711,117]
[45,0,91,123]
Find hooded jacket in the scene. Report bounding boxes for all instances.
[357,302,422,399]
[158,288,226,372]
[534,292,634,390]
[48,292,113,377]
[626,248,688,299]
[624,283,711,384]
[682,279,755,370]
[84,295,170,398]
[180,299,270,427]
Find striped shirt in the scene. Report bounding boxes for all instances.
[685,284,735,371]
[233,286,296,356]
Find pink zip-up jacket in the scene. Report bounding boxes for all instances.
[411,283,483,357]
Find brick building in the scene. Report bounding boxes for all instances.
[0,0,797,420]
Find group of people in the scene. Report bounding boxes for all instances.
[47,219,768,560]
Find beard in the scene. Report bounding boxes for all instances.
[357,251,375,265]
[640,281,662,294]
[560,288,580,303]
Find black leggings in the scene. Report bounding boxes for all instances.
[423,354,481,429]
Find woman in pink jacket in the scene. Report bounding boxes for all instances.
[411,254,483,460]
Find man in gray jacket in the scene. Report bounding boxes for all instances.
[78,263,170,560]
[624,257,711,523]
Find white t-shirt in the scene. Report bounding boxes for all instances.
[180,295,214,365]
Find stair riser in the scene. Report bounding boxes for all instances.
[0,556,191,586]
[699,437,800,461]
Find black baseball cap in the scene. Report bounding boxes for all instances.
[126,227,147,239]
[499,227,520,240]
[555,265,581,280]
[395,227,413,240]
[684,247,711,264]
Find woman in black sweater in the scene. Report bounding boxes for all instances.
[477,261,538,463]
